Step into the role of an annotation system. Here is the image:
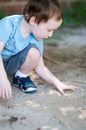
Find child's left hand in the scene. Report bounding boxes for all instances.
[56,82,78,95]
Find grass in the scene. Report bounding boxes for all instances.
[62,2,86,27]
[0,9,7,19]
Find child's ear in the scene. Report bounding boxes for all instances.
[29,16,36,26]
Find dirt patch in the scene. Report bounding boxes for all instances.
[0,27,86,130]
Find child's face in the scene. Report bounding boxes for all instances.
[30,18,62,40]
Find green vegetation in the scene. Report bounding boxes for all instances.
[0,9,7,19]
[62,2,86,27]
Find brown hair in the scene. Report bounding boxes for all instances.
[23,0,63,24]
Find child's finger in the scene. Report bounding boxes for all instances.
[58,88,64,95]
[68,86,79,91]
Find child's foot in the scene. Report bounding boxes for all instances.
[12,76,37,94]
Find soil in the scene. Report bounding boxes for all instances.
[0,27,86,130]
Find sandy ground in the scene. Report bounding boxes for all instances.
[0,27,86,130]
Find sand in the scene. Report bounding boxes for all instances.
[0,27,86,130]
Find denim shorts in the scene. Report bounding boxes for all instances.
[3,44,40,76]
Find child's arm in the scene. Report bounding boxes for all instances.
[0,41,12,99]
[35,57,77,95]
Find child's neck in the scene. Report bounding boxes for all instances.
[21,18,31,38]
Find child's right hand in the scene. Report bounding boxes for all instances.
[0,79,12,99]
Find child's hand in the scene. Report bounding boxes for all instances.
[56,82,78,95]
[0,79,12,99]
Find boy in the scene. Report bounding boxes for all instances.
[0,0,77,99]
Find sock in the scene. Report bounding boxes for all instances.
[15,70,28,78]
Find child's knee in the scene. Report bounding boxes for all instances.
[28,47,40,62]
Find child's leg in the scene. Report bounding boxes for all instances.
[3,44,40,76]
[13,47,40,93]
[3,44,41,93]
[19,47,40,75]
